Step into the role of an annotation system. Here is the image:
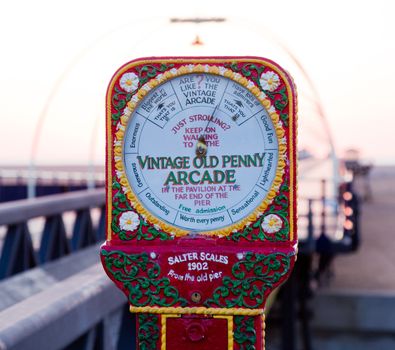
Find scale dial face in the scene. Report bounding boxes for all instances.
[122,72,280,234]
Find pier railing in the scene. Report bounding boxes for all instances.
[0,188,105,279]
[0,182,359,350]
[0,188,138,349]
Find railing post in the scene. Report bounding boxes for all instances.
[0,223,37,279]
[320,179,326,237]
[0,188,105,278]
[72,209,95,251]
[39,214,71,263]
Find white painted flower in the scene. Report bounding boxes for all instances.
[131,95,139,103]
[153,223,161,231]
[204,64,210,72]
[114,140,122,147]
[261,214,283,233]
[170,68,178,75]
[114,156,122,162]
[119,72,139,93]
[187,65,194,72]
[268,106,276,114]
[233,73,242,80]
[247,81,255,89]
[115,170,124,178]
[156,73,164,81]
[260,71,281,92]
[119,211,140,231]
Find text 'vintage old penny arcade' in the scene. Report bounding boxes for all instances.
[101,56,298,349]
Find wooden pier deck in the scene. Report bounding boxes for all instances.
[309,166,395,350]
[329,166,395,292]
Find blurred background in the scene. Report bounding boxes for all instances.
[0,0,394,349]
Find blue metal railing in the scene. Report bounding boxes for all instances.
[0,189,105,279]
[0,181,360,350]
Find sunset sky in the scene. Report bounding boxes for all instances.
[1,0,394,165]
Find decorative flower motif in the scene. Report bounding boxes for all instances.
[153,223,161,231]
[119,72,139,93]
[259,71,281,92]
[119,211,140,231]
[261,214,283,233]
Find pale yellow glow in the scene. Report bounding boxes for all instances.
[0,0,394,165]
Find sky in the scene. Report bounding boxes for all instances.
[1,0,395,165]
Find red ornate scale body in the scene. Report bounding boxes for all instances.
[101,56,298,349]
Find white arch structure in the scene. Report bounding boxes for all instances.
[28,17,339,198]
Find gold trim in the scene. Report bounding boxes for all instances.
[161,314,179,350]
[106,57,297,241]
[214,315,234,350]
[130,305,263,316]
[262,313,266,350]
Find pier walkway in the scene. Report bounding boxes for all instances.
[311,166,395,350]
[329,166,395,291]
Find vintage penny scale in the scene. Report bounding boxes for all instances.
[101,56,297,349]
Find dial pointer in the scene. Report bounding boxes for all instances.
[195,104,219,158]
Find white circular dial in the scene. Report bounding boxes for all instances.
[123,73,279,232]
